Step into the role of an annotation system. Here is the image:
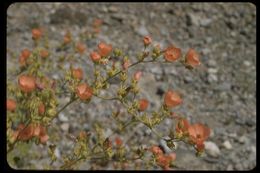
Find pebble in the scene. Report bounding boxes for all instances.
[222,140,232,150]
[58,113,69,122]
[208,68,218,74]
[208,73,218,82]
[227,164,233,170]
[136,25,149,36]
[60,123,70,132]
[238,136,248,144]
[204,141,221,158]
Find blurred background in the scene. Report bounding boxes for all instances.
[7,3,256,170]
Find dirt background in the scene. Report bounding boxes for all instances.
[7,2,256,170]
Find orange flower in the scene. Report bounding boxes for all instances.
[18,75,36,93]
[188,123,210,146]
[98,42,112,57]
[164,46,181,62]
[115,136,123,147]
[143,36,152,46]
[7,99,16,112]
[76,83,93,100]
[138,99,149,111]
[32,28,43,40]
[63,31,72,44]
[175,118,190,136]
[164,90,182,108]
[72,68,83,80]
[76,42,86,54]
[156,153,176,170]
[133,71,142,81]
[38,102,45,115]
[18,123,35,141]
[150,145,163,155]
[185,48,200,68]
[40,49,49,58]
[21,49,31,59]
[90,51,101,62]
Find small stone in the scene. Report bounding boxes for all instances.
[243,61,251,67]
[208,73,218,82]
[208,68,218,73]
[58,113,69,122]
[204,141,221,158]
[227,164,233,170]
[108,6,118,13]
[200,18,212,27]
[60,123,70,132]
[159,139,172,153]
[238,136,248,144]
[208,60,217,67]
[222,140,232,150]
[216,83,231,91]
[136,25,149,36]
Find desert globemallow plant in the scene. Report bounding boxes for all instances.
[7,20,210,170]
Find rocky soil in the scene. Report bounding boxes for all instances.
[7,2,256,170]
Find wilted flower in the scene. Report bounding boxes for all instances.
[164,90,182,108]
[21,49,31,59]
[76,83,93,100]
[164,46,181,62]
[63,31,72,44]
[18,123,35,141]
[18,75,36,93]
[7,99,16,112]
[122,59,130,70]
[185,48,200,68]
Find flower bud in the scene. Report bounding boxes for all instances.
[38,102,45,115]
[138,99,149,111]
[133,71,142,81]
[7,99,16,112]
[143,36,152,46]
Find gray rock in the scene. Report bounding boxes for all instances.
[238,136,249,144]
[159,139,172,153]
[136,25,149,36]
[58,113,69,122]
[208,68,218,74]
[222,140,232,150]
[205,141,221,158]
[208,59,217,67]
[227,164,233,170]
[60,123,70,132]
[216,83,231,91]
[200,18,212,27]
[208,73,218,82]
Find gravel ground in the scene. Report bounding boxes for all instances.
[7,2,256,170]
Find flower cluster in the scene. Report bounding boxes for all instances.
[7,23,210,170]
